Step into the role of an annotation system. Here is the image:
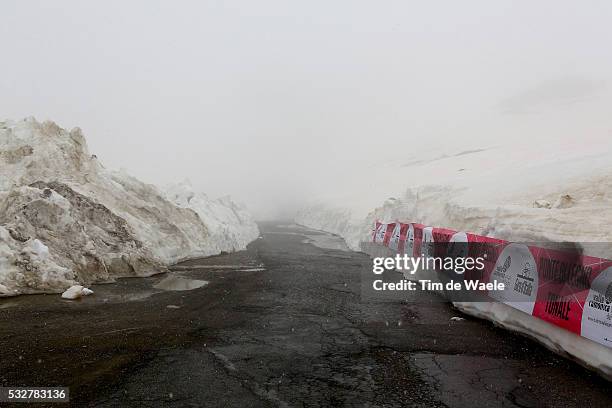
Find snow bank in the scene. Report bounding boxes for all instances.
[296,141,612,378]
[298,174,612,257]
[297,139,612,255]
[164,181,260,254]
[0,118,259,296]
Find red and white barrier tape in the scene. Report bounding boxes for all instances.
[372,221,612,349]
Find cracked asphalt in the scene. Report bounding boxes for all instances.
[0,222,610,407]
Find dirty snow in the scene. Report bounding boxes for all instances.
[0,118,258,296]
[164,180,259,254]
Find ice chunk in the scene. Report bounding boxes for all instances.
[61,285,94,300]
[533,199,552,209]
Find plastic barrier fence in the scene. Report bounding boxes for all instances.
[372,221,612,349]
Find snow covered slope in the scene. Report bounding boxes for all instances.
[297,139,612,256]
[0,118,259,296]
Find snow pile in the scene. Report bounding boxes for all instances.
[296,139,612,378]
[164,181,260,254]
[0,118,258,296]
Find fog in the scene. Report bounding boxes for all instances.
[2,1,612,218]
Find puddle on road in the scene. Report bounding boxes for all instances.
[0,299,21,309]
[95,291,156,303]
[154,276,209,291]
[302,233,351,252]
[267,224,351,252]
[0,273,210,310]
[171,264,265,271]
[275,223,302,229]
[0,288,158,309]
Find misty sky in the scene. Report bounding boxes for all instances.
[2,1,612,217]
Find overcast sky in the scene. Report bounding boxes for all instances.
[2,1,612,217]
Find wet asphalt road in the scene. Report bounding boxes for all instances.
[0,222,610,407]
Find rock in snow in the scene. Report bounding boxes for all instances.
[0,118,259,296]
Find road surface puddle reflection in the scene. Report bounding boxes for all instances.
[171,264,265,271]
[154,275,209,291]
[302,233,351,251]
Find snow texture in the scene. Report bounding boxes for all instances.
[164,181,259,254]
[0,118,259,296]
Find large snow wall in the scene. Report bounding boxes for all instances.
[0,117,259,296]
